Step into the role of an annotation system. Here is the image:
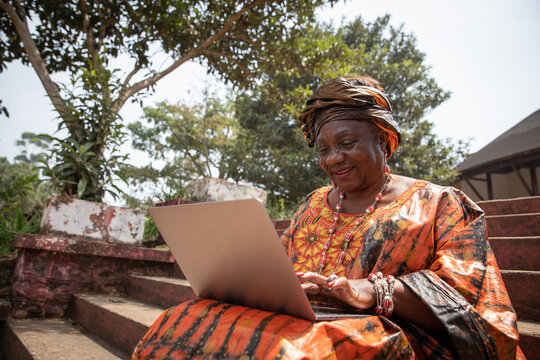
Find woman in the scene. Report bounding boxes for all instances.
[132,76,524,359]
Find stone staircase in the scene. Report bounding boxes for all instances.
[477,196,540,359]
[1,196,538,359]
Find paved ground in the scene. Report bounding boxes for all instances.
[9,318,129,360]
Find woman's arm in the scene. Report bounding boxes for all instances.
[298,272,444,332]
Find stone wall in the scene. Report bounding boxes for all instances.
[10,234,181,318]
[41,195,146,246]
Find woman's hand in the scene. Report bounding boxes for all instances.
[297,272,445,332]
[297,272,376,310]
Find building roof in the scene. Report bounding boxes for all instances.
[457,109,540,174]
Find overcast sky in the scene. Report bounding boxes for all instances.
[1,0,539,165]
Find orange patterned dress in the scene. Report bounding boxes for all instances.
[133,180,524,359]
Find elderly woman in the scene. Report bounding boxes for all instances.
[132,76,524,359]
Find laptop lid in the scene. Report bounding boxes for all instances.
[149,199,318,321]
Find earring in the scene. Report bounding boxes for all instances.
[331,180,337,188]
[383,152,391,178]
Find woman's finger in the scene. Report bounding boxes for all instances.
[298,271,329,288]
[301,282,321,296]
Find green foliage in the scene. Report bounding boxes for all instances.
[14,131,50,164]
[38,61,128,201]
[0,157,47,253]
[225,91,327,207]
[226,15,469,212]
[142,216,159,242]
[1,0,334,89]
[128,89,238,203]
[266,197,297,220]
[1,0,334,202]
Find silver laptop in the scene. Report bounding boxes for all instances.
[149,199,367,321]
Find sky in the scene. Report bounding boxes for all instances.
[1,0,539,166]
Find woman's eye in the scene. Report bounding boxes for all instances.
[318,147,329,155]
[341,140,356,148]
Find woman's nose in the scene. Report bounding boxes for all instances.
[325,149,345,165]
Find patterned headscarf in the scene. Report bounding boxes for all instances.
[299,77,401,157]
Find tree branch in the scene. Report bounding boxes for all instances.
[0,0,68,122]
[224,33,301,69]
[112,0,272,112]
[202,50,256,79]
[122,63,142,89]
[169,129,208,177]
[80,0,100,66]
[223,34,264,49]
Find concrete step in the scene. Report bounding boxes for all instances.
[128,275,197,308]
[490,236,540,271]
[1,318,128,360]
[478,196,540,216]
[501,270,540,322]
[517,320,540,360]
[70,293,164,356]
[486,213,540,237]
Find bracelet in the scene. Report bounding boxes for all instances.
[368,272,395,316]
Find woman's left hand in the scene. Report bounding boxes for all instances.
[297,272,376,310]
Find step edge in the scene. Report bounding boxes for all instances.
[518,320,540,336]
[74,293,164,328]
[486,213,540,218]
[5,318,128,359]
[501,270,540,275]
[129,274,191,287]
[489,236,540,240]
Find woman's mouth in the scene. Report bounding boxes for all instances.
[333,167,353,179]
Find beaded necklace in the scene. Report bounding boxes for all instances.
[317,165,392,276]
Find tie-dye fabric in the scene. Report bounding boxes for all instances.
[133,180,524,359]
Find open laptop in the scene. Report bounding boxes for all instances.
[149,199,367,321]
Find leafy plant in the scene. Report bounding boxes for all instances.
[0,205,41,254]
[0,158,44,254]
[142,216,159,243]
[38,60,129,202]
[266,197,297,220]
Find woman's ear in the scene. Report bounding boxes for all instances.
[378,132,388,156]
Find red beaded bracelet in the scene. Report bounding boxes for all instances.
[368,272,395,316]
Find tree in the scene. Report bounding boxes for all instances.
[226,15,469,212]
[127,90,237,203]
[0,134,51,253]
[340,16,469,183]
[0,0,334,201]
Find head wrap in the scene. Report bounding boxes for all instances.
[299,77,401,157]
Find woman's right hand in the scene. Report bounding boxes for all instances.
[297,272,376,310]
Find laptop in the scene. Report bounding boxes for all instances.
[149,198,367,321]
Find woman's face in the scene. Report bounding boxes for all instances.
[316,120,386,194]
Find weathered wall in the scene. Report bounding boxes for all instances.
[40,196,146,245]
[10,234,181,318]
[189,178,267,205]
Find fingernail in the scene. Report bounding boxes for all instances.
[296,272,304,277]
[327,281,334,286]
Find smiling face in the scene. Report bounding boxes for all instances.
[316,119,387,195]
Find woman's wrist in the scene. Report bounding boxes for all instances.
[367,272,396,316]
[349,278,377,310]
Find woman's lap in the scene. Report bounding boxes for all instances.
[131,299,451,359]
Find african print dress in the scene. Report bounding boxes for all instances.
[132,180,524,359]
